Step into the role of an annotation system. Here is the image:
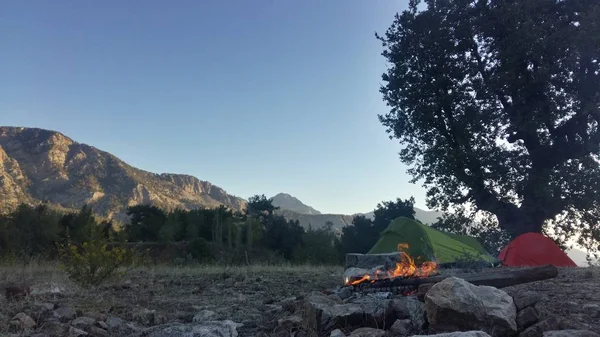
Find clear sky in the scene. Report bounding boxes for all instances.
[0,0,431,214]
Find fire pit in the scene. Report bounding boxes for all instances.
[341,244,439,296]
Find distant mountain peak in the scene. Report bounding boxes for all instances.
[271,193,322,215]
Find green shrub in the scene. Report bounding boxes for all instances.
[188,238,213,262]
[58,240,145,287]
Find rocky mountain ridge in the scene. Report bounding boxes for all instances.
[0,126,246,222]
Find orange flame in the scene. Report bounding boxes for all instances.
[346,243,438,286]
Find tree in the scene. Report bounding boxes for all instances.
[432,209,511,255]
[372,197,416,231]
[124,205,166,242]
[377,0,600,250]
[340,215,375,254]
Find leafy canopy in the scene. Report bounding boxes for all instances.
[378,0,600,250]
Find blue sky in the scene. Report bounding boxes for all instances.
[0,0,430,214]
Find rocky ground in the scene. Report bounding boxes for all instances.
[0,264,598,336]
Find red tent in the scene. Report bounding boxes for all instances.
[498,232,577,267]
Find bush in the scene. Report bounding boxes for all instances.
[188,238,213,262]
[58,240,144,287]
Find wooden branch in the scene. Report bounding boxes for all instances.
[352,265,558,293]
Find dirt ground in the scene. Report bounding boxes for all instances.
[0,264,599,336]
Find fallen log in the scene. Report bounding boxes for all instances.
[353,264,558,293]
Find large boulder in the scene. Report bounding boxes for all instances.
[302,292,395,333]
[425,277,517,337]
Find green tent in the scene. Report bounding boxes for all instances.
[368,217,498,265]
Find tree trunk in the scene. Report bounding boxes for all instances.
[495,208,544,238]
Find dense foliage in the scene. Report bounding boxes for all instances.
[0,195,437,264]
[378,0,600,251]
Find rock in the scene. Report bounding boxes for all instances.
[582,304,600,318]
[335,286,354,301]
[144,320,240,337]
[223,278,235,287]
[40,319,69,336]
[543,331,600,337]
[83,312,107,322]
[72,317,96,328]
[4,285,31,301]
[519,317,565,337]
[277,315,303,328]
[348,327,386,337]
[517,307,540,331]
[105,316,125,330]
[393,296,426,329]
[331,329,346,337]
[193,310,217,322]
[31,333,51,337]
[303,291,395,333]
[134,308,167,326]
[10,312,36,330]
[513,292,542,311]
[411,332,492,337]
[343,268,370,283]
[425,277,517,337]
[36,302,57,311]
[87,326,110,336]
[390,318,411,336]
[69,326,88,337]
[345,252,402,269]
[54,306,77,322]
[97,321,109,330]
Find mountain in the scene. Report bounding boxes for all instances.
[272,193,443,229]
[0,127,246,221]
[271,193,321,215]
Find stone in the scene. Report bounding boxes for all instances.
[144,320,240,337]
[36,302,56,311]
[543,331,600,337]
[303,291,395,333]
[134,308,167,326]
[223,278,236,287]
[425,277,517,337]
[513,292,542,311]
[54,306,77,322]
[31,334,51,337]
[12,312,36,329]
[84,312,107,322]
[277,315,303,328]
[390,319,411,336]
[345,252,402,269]
[392,296,426,329]
[331,329,346,337]
[71,317,96,327]
[97,321,109,330]
[40,319,69,336]
[193,310,217,322]
[582,304,600,318]
[412,332,492,337]
[517,307,540,331]
[343,268,370,283]
[335,286,354,301]
[519,317,565,337]
[87,326,110,336]
[105,316,125,330]
[68,326,88,337]
[348,327,386,337]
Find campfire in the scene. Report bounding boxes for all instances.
[344,244,438,290]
